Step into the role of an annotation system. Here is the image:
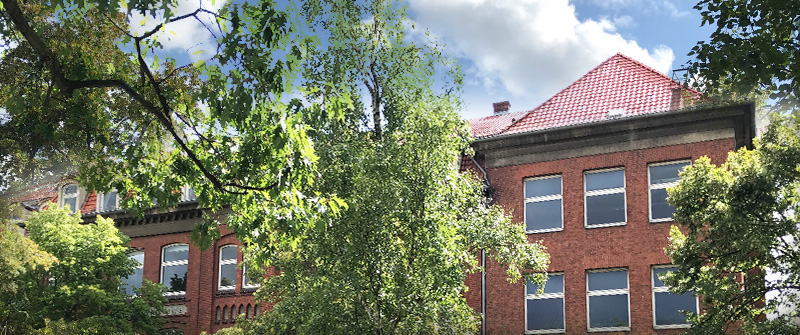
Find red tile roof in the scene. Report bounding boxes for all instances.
[81,192,97,214]
[469,53,702,138]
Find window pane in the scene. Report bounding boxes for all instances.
[64,185,78,195]
[588,270,627,291]
[650,162,689,185]
[243,267,258,286]
[122,267,143,295]
[527,274,564,294]
[220,263,237,287]
[164,245,189,262]
[650,188,675,220]
[525,200,562,231]
[527,298,564,330]
[655,292,696,325]
[162,264,187,292]
[130,252,144,265]
[525,177,561,198]
[221,246,237,261]
[653,267,677,287]
[64,198,77,212]
[185,187,196,200]
[102,191,117,211]
[586,193,625,226]
[586,170,624,191]
[589,294,629,328]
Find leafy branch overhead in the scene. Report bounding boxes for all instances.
[690,0,800,112]
[1,0,349,252]
[0,0,347,197]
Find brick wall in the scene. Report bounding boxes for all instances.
[129,225,263,334]
[479,138,734,335]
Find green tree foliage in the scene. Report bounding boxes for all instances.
[0,205,167,334]
[0,220,56,329]
[0,0,344,248]
[666,115,800,334]
[217,1,549,334]
[689,0,800,111]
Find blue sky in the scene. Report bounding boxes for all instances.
[406,0,716,119]
[124,0,716,121]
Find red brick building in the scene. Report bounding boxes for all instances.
[5,53,756,335]
[4,181,262,334]
[465,53,755,334]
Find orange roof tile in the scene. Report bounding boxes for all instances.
[469,53,701,138]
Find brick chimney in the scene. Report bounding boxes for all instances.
[493,101,510,115]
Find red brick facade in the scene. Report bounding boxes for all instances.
[127,225,263,334]
[474,138,734,334]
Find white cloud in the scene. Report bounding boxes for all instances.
[612,15,634,28]
[409,0,674,106]
[128,0,225,63]
[659,1,690,19]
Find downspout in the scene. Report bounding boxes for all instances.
[469,154,491,335]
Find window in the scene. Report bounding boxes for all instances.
[60,184,79,213]
[525,273,565,333]
[649,161,690,222]
[161,244,188,296]
[524,175,563,233]
[242,264,260,289]
[652,266,698,328]
[587,269,630,331]
[584,169,626,228]
[122,251,144,295]
[219,245,237,291]
[181,185,196,202]
[97,190,119,212]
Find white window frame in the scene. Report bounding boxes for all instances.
[524,273,566,334]
[96,190,120,213]
[180,185,197,202]
[161,243,189,297]
[584,168,627,228]
[648,160,691,223]
[652,265,699,329]
[59,184,79,213]
[218,245,238,291]
[586,268,631,332]
[242,264,260,290]
[523,175,563,234]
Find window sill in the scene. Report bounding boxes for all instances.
[526,228,563,234]
[217,287,236,295]
[654,324,691,329]
[588,326,630,332]
[164,291,186,300]
[242,285,260,293]
[585,222,626,229]
[649,218,674,223]
[525,329,565,334]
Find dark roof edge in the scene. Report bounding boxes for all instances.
[472,102,756,147]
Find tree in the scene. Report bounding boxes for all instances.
[0,220,56,333]
[217,1,549,334]
[0,0,344,249]
[666,115,800,334]
[0,205,167,334]
[689,0,800,111]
